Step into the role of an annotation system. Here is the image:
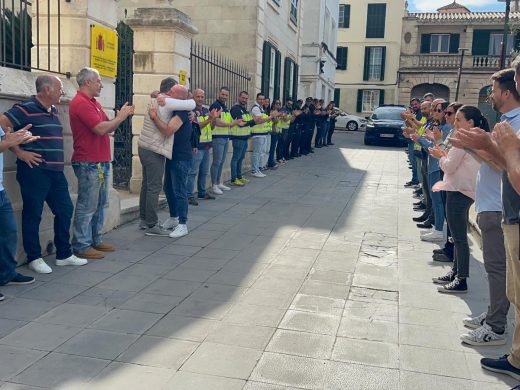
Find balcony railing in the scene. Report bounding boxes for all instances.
[401,54,511,71]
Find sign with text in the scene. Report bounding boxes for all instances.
[90,24,118,78]
[179,69,187,85]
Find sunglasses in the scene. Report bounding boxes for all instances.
[445,111,455,116]
[435,109,444,113]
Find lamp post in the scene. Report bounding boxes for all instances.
[455,48,468,101]
[498,0,512,69]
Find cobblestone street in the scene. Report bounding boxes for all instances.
[0,131,516,389]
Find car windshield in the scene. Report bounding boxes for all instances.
[371,108,405,121]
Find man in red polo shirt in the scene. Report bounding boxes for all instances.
[70,67,134,259]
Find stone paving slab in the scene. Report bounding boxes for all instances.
[0,132,517,389]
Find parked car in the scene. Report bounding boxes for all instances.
[333,109,367,131]
[363,105,407,146]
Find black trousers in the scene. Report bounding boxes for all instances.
[291,127,301,157]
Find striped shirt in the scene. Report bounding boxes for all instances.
[4,96,64,171]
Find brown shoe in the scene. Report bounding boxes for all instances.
[76,248,105,259]
[93,243,115,252]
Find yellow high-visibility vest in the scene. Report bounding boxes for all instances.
[212,111,232,137]
[230,113,253,138]
[414,117,428,151]
[197,115,212,144]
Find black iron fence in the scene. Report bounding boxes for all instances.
[190,41,251,104]
[0,0,63,74]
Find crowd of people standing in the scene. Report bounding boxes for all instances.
[402,62,520,384]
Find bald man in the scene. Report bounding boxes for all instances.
[0,75,87,274]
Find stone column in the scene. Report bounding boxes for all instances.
[126,8,198,193]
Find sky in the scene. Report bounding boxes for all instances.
[407,0,507,12]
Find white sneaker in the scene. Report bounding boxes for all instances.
[460,323,506,346]
[28,258,52,274]
[218,183,231,191]
[212,185,224,195]
[420,230,443,242]
[169,224,188,238]
[463,312,487,329]
[56,254,88,267]
[161,217,179,230]
[252,171,266,178]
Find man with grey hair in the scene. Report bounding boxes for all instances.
[69,67,134,259]
[0,74,87,274]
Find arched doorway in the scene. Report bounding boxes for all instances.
[478,85,498,129]
[410,83,450,101]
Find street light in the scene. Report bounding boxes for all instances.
[455,48,468,101]
[498,0,512,69]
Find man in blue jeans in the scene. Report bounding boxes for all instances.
[1,75,87,274]
[0,125,37,301]
[187,88,217,206]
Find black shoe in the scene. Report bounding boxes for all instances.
[404,181,419,188]
[433,253,453,263]
[413,205,426,211]
[0,292,4,302]
[7,273,35,285]
[432,269,455,284]
[413,214,428,222]
[481,355,520,381]
[413,201,423,206]
[315,145,322,148]
[188,197,199,206]
[413,189,423,196]
[198,193,216,200]
[416,222,433,229]
[323,144,329,147]
[438,277,467,293]
[433,248,446,255]
[327,142,334,145]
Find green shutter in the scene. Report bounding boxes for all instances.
[449,34,460,54]
[334,88,341,107]
[274,50,281,100]
[283,57,291,103]
[336,47,348,70]
[420,34,431,54]
[343,47,348,70]
[363,47,370,81]
[380,47,386,81]
[379,90,385,106]
[357,90,363,112]
[343,5,350,28]
[472,30,491,55]
[366,4,386,38]
[261,41,271,95]
[292,63,299,101]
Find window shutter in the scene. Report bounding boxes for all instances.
[336,47,348,70]
[292,63,299,101]
[334,88,341,108]
[420,34,431,54]
[274,50,281,100]
[283,57,291,102]
[343,47,348,70]
[380,47,386,81]
[449,34,460,54]
[261,41,271,95]
[379,90,385,106]
[366,4,386,38]
[357,90,363,112]
[363,47,370,81]
[472,30,490,55]
[343,5,350,28]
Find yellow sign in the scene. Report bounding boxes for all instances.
[179,69,187,86]
[90,24,118,78]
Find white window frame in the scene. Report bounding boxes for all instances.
[269,47,276,101]
[362,90,379,112]
[489,33,514,56]
[368,47,383,81]
[430,34,450,53]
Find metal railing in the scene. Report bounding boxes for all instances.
[0,0,63,74]
[190,41,251,104]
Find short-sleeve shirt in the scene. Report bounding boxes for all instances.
[69,91,111,162]
[4,96,64,171]
[0,126,4,191]
[172,111,193,161]
[500,107,520,224]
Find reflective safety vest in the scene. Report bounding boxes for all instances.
[278,114,291,131]
[197,115,212,144]
[413,117,428,151]
[251,113,270,136]
[229,113,253,139]
[212,111,233,138]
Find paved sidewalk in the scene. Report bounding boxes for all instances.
[0,132,516,389]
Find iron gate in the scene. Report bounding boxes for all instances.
[190,41,251,103]
[113,21,134,189]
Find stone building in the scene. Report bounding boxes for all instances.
[298,0,340,101]
[334,0,405,115]
[398,2,520,124]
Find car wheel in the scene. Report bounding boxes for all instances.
[347,121,358,131]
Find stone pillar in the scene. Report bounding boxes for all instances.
[126,8,198,194]
[32,0,121,231]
